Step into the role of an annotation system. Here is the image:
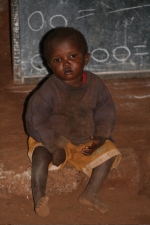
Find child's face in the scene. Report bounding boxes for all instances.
[47,39,90,87]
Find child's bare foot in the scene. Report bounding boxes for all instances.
[35,196,50,217]
[79,190,108,214]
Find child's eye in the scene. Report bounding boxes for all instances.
[54,58,61,63]
[70,54,77,59]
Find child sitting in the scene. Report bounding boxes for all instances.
[25,27,122,217]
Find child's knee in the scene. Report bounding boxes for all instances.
[52,148,66,167]
[33,146,52,161]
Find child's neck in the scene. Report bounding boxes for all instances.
[63,77,82,87]
[61,72,86,87]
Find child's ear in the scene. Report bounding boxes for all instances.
[84,53,90,65]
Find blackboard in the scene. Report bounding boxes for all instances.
[11,0,150,84]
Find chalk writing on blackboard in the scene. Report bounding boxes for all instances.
[11,0,150,84]
[50,15,67,28]
[28,11,44,31]
[76,9,95,20]
[31,54,46,71]
[26,10,149,71]
[109,4,150,13]
[30,44,149,71]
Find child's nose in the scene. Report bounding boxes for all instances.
[63,58,71,66]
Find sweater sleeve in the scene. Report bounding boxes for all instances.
[25,90,59,152]
[93,81,116,138]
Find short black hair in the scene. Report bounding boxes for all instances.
[43,27,88,61]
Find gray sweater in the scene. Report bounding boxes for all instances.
[25,71,116,152]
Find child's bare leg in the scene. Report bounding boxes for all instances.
[79,156,116,213]
[32,146,52,217]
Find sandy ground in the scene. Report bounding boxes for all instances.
[0,1,150,224]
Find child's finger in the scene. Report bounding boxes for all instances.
[82,149,93,156]
[82,146,96,155]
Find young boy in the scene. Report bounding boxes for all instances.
[25,27,121,217]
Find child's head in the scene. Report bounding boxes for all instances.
[44,27,88,60]
[43,27,90,87]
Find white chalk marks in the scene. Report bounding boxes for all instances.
[31,45,138,71]
[76,9,95,20]
[92,46,131,63]
[109,4,150,14]
[28,12,68,30]
[112,46,131,62]
[78,9,95,13]
[92,48,109,63]
[31,54,46,71]
[50,15,67,28]
[27,6,149,71]
[28,11,68,70]
[91,45,149,63]
[76,13,94,20]
[28,11,44,31]
[134,45,149,56]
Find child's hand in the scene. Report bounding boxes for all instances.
[82,136,107,156]
[52,147,66,166]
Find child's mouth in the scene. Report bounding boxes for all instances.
[64,69,73,75]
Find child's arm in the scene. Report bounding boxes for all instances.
[82,78,116,156]
[94,81,116,138]
[25,88,64,153]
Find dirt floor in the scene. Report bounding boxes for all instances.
[0,1,150,224]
